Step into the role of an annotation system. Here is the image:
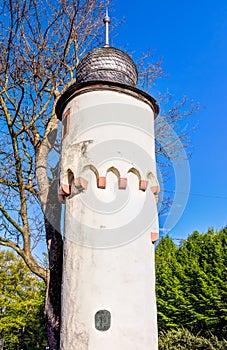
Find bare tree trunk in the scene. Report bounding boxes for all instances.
[36,117,63,349]
[44,170,63,350]
[45,219,63,350]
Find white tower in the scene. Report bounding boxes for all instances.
[56,14,160,350]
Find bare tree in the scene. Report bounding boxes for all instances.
[0,0,198,349]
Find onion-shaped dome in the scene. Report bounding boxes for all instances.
[76,46,138,87]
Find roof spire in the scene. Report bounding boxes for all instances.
[103,8,111,47]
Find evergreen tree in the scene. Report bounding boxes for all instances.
[156,227,227,339]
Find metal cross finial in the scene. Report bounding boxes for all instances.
[103,8,111,47]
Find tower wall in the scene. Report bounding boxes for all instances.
[59,87,159,350]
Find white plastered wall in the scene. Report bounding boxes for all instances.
[60,89,159,350]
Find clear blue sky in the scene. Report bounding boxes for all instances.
[112,0,227,239]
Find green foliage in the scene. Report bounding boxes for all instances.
[156,227,227,339]
[159,328,227,350]
[0,250,46,349]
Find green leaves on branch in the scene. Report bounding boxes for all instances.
[159,328,227,350]
[0,250,46,350]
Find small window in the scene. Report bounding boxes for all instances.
[62,108,70,139]
[95,310,111,331]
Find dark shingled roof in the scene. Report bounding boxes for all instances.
[55,46,159,120]
[76,47,138,87]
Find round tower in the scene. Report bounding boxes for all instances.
[56,15,160,350]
